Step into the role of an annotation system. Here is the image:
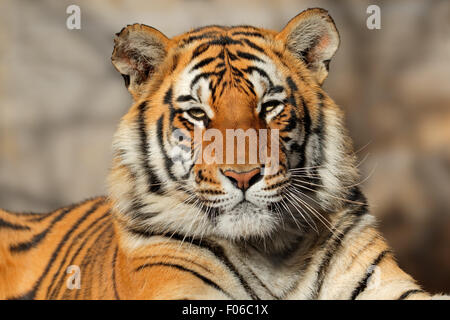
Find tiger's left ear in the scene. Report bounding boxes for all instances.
[277,8,339,85]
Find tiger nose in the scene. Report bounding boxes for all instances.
[223,168,262,191]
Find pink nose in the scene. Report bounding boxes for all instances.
[223,168,261,191]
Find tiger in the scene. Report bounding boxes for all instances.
[0,8,448,300]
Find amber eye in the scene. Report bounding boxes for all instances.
[187,108,207,121]
[264,105,276,112]
[261,100,282,114]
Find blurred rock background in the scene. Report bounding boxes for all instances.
[0,0,449,294]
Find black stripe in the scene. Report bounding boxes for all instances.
[75,223,113,299]
[9,205,77,253]
[137,101,163,194]
[189,26,223,34]
[171,53,180,73]
[176,95,195,103]
[315,92,326,136]
[179,117,194,132]
[157,115,176,181]
[46,211,110,298]
[267,85,284,95]
[215,62,225,69]
[112,246,120,300]
[82,226,114,300]
[241,38,265,53]
[190,72,213,90]
[127,229,259,299]
[9,199,104,300]
[206,36,242,46]
[191,43,210,59]
[311,210,368,299]
[0,208,61,223]
[347,186,366,203]
[231,31,264,38]
[126,225,155,238]
[25,212,57,223]
[0,217,30,231]
[323,59,331,71]
[164,86,180,131]
[286,77,298,110]
[171,234,260,300]
[230,64,244,77]
[350,249,390,300]
[281,108,298,132]
[65,223,112,299]
[297,97,312,169]
[163,86,173,106]
[236,50,264,63]
[233,25,260,30]
[348,188,369,215]
[239,259,280,299]
[310,92,326,169]
[181,32,221,47]
[286,77,304,165]
[121,74,130,88]
[227,50,238,61]
[91,228,115,299]
[2,210,53,217]
[244,66,273,87]
[134,254,211,274]
[191,57,216,71]
[397,289,425,300]
[286,76,298,93]
[135,262,233,299]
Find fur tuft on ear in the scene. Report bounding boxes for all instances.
[277,8,340,85]
[111,24,169,101]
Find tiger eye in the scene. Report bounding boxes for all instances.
[187,108,207,120]
[261,100,282,114]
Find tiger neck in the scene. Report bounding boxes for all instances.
[113,204,337,264]
[110,200,373,299]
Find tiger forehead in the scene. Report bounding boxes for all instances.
[174,25,276,48]
[171,26,287,108]
[173,25,279,70]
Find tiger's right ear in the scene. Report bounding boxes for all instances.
[111,24,169,101]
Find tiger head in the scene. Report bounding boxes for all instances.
[108,8,360,250]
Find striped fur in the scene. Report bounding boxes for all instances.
[0,8,447,300]
[0,197,439,299]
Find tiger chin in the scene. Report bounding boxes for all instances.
[0,8,448,300]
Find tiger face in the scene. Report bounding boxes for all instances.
[109,9,359,248]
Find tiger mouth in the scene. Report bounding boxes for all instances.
[203,199,270,219]
[230,199,259,211]
[231,200,261,212]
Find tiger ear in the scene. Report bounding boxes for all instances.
[277,8,339,85]
[111,24,169,101]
